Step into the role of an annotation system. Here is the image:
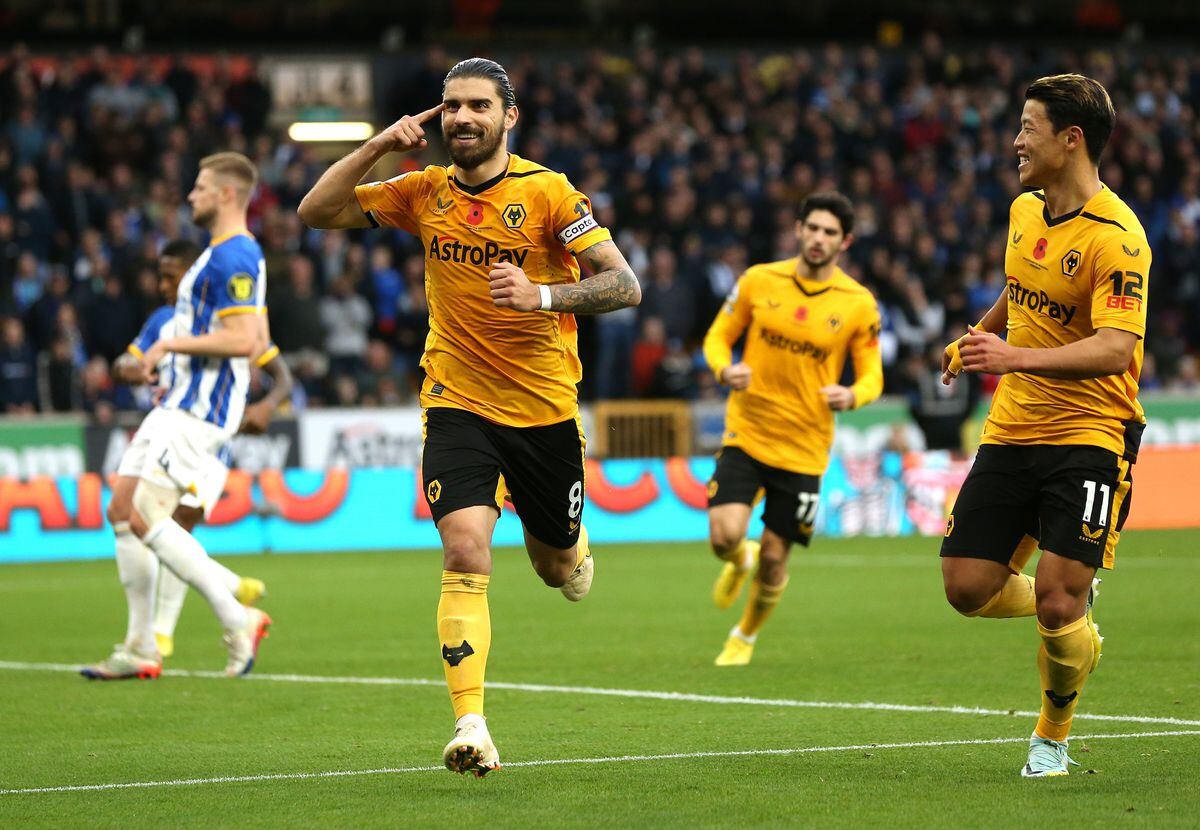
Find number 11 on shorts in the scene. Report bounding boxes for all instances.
[1082,479,1110,527]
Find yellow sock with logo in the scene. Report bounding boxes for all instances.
[738,575,789,638]
[437,571,491,720]
[966,574,1037,618]
[1035,615,1094,742]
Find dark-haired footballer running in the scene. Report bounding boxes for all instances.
[702,191,883,667]
[300,58,640,777]
[941,74,1150,778]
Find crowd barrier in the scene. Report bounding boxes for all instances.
[2,447,1196,564]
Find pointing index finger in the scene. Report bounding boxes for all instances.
[417,103,447,123]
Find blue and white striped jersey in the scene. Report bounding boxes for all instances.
[129,305,176,390]
[159,232,266,433]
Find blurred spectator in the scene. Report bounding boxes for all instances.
[84,275,140,363]
[3,39,1200,416]
[270,253,326,362]
[638,246,694,342]
[40,335,81,411]
[0,316,38,412]
[900,343,982,453]
[320,275,372,378]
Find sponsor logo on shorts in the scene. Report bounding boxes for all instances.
[427,479,442,504]
[944,514,954,537]
[1079,523,1103,544]
[707,480,719,498]
[442,640,475,667]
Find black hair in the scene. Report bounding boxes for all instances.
[161,239,203,263]
[443,57,517,109]
[1025,74,1116,165]
[798,191,856,236]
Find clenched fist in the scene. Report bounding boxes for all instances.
[489,262,543,311]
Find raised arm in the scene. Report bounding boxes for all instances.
[298,104,445,230]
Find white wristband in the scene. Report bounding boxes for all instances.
[539,284,553,311]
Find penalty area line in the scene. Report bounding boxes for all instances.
[4,659,1200,728]
[2,730,1199,796]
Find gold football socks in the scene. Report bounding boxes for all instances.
[966,574,1037,618]
[437,571,491,719]
[738,574,789,638]
[1035,615,1094,742]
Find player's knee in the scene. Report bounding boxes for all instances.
[708,522,743,557]
[105,499,131,527]
[130,480,174,540]
[441,533,491,573]
[173,505,203,534]
[531,553,572,588]
[943,579,994,616]
[1035,590,1086,630]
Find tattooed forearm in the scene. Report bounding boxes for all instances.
[552,240,642,314]
[550,269,641,314]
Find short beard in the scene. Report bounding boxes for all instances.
[192,206,216,230]
[445,125,505,170]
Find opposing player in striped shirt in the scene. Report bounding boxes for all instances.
[82,153,273,679]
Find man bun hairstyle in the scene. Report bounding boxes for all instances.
[799,191,856,236]
[444,57,517,109]
[1025,74,1116,164]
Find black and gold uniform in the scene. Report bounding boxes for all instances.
[942,185,1150,569]
[703,259,883,543]
[356,154,609,546]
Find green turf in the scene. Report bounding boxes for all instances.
[1,530,1198,828]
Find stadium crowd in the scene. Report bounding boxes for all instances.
[2,37,1200,419]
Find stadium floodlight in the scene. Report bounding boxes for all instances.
[287,122,374,142]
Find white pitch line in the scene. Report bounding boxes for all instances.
[2,730,1198,796]
[4,659,1199,728]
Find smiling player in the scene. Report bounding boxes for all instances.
[940,74,1150,778]
[300,58,641,777]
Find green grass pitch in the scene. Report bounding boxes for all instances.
[1,529,1197,828]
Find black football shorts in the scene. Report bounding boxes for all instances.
[707,445,821,546]
[940,440,1137,570]
[422,406,585,550]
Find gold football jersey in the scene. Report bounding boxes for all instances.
[355,153,611,427]
[703,259,883,475]
[982,186,1149,456]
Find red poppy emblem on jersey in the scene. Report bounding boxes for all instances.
[466,203,485,226]
[795,307,808,322]
[1032,237,1048,260]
